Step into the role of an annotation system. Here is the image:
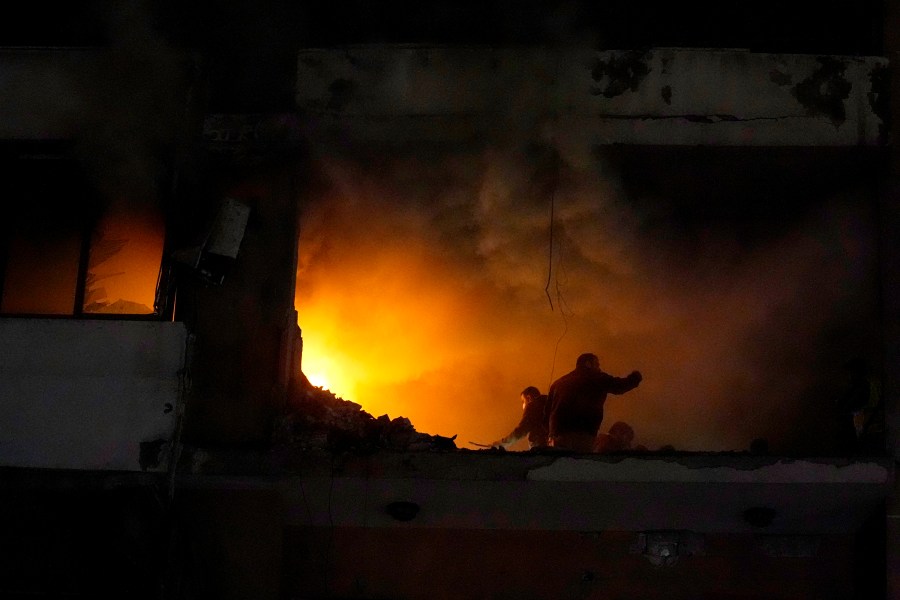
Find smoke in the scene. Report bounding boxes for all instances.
[295,135,879,453]
[1,0,192,213]
[76,1,194,212]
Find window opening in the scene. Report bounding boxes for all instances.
[81,207,165,315]
[0,153,167,318]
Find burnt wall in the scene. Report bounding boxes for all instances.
[177,158,301,445]
[282,527,858,600]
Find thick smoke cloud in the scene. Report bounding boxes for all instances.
[296,134,879,453]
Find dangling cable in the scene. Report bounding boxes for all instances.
[544,190,555,311]
[548,246,572,389]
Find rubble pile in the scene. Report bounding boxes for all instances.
[274,378,458,453]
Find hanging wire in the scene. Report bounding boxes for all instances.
[548,249,573,389]
[544,181,576,389]
[542,125,573,389]
[544,189,555,311]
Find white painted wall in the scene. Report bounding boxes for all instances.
[0,318,187,471]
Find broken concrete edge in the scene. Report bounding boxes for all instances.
[6,447,890,489]
[527,455,894,484]
[176,443,895,487]
[260,376,896,485]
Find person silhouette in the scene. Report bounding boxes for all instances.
[492,386,549,449]
[547,353,642,452]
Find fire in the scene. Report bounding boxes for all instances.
[290,168,621,448]
[301,350,359,401]
[83,207,164,314]
[295,241,473,426]
[304,372,330,391]
[291,151,880,455]
[2,203,164,316]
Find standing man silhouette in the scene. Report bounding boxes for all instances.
[547,353,642,452]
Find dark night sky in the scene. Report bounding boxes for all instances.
[5,1,883,51]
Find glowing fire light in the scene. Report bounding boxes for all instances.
[301,351,359,400]
[2,205,164,316]
[292,151,880,455]
[305,372,330,390]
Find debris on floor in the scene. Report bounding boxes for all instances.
[273,377,458,453]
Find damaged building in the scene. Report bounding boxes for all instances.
[1,1,899,598]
